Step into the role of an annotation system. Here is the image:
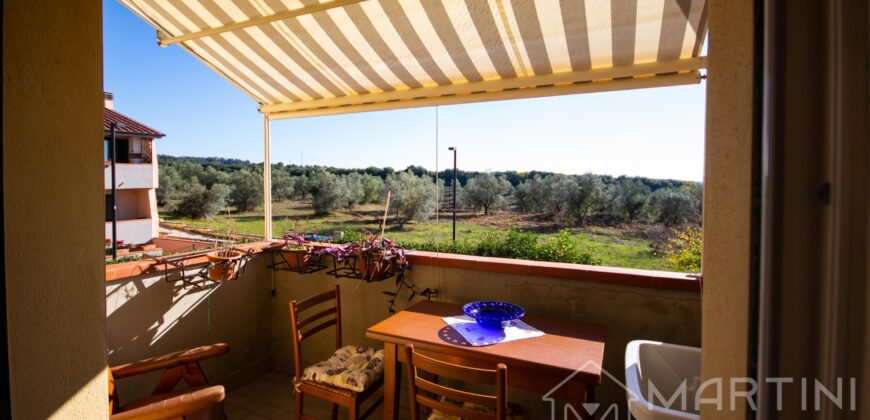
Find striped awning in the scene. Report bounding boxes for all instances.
[120,0,708,119]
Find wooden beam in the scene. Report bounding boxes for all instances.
[260,57,706,114]
[266,71,703,120]
[158,0,369,47]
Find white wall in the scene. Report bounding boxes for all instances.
[105,163,156,189]
[106,218,155,246]
[106,258,273,405]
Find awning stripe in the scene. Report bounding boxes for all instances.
[140,0,288,102]
[380,0,453,85]
[229,0,346,97]
[490,0,530,76]
[679,0,706,57]
[584,0,614,68]
[343,3,425,88]
[510,0,554,75]
[121,0,708,112]
[610,0,637,67]
[256,23,348,97]
[161,0,302,101]
[657,0,692,61]
[300,10,396,92]
[633,0,664,64]
[441,1,500,79]
[281,17,372,94]
[465,0,518,79]
[359,1,440,87]
[420,0,485,82]
[691,0,708,55]
[559,0,592,71]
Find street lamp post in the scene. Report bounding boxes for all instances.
[109,121,125,259]
[448,147,457,242]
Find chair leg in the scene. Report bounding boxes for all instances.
[331,403,339,420]
[348,401,358,420]
[295,391,304,420]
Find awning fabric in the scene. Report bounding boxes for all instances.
[120,0,708,119]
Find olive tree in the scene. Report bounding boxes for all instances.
[385,171,439,227]
[614,180,651,222]
[308,169,349,214]
[514,175,548,213]
[175,177,230,218]
[460,173,512,215]
[157,166,182,206]
[568,173,604,225]
[229,169,263,212]
[650,188,700,226]
[271,171,295,201]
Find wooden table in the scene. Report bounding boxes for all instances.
[366,301,607,420]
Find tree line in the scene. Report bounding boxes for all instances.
[157,155,701,226]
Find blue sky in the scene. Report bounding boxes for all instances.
[103,0,706,181]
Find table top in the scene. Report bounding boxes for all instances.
[366,301,606,383]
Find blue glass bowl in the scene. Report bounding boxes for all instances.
[462,301,525,330]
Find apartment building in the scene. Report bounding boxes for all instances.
[104,92,164,246]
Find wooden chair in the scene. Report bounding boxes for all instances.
[109,343,230,419]
[289,285,383,420]
[404,344,508,420]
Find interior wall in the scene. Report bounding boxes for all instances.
[701,0,756,419]
[3,1,109,417]
[105,259,273,404]
[271,265,701,417]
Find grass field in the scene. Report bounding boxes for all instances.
[162,201,674,271]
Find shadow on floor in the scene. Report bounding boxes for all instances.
[225,371,390,420]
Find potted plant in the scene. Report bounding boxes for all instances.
[279,231,311,270]
[115,240,130,257]
[206,249,243,281]
[319,229,408,281]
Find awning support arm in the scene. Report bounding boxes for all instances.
[263,114,272,240]
[158,0,369,47]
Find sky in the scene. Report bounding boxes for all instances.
[103,0,706,181]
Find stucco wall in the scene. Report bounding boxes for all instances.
[105,257,273,405]
[701,1,755,419]
[3,1,109,418]
[271,263,701,417]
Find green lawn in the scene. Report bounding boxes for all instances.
[162,201,672,271]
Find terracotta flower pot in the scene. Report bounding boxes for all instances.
[207,249,243,281]
[357,255,392,280]
[281,247,310,270]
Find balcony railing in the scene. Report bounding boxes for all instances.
[105,245,701,418]
[104,162,155,189]
[106,218,155,246]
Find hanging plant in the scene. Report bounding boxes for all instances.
[279,231,312,270]
[206,249,243,282]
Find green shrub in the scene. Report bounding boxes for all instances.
[663,226,702,272]
[401,228,600,266]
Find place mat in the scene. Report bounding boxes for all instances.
[442,315,545,347]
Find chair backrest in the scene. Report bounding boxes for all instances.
[288,285,342,380]
[403,344,507,420]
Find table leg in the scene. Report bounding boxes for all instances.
[383,343,401,420]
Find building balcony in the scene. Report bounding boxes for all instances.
[105,162,156,190]
[105,245,700,418]
[106,217,156,246]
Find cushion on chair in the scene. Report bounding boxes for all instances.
[301,346,384,392]
[427,396,525,420]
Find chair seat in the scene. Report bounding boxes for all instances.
[302,345,384,393]
[427,397,526,420]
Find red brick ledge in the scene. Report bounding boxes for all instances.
[405,251,701,293]
[105,241,276,282]
[106,242,700,293]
